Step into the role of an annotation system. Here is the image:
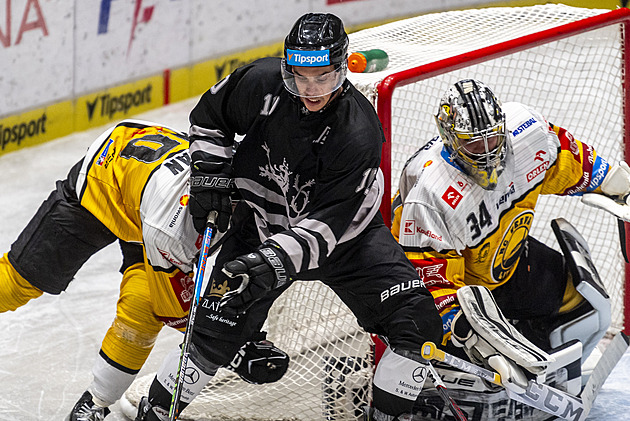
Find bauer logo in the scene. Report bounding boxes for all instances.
[286,48,330,66]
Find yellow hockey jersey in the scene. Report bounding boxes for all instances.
[75,120,200,324]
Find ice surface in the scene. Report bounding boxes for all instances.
[0,97,628,420]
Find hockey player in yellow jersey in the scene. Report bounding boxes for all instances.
[0,120,288,420]
[391,79,628,418]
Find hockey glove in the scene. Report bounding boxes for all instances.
[189,160,234,234]
[581,161,630,221]
[228,340,290,384]
[220,243,295,314]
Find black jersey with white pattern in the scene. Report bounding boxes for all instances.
[189,57,385,274]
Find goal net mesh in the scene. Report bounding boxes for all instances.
[124,5,626,420]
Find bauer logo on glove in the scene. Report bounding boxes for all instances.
[220,243,295,314]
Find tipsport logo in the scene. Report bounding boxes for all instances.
[286,48,330,66]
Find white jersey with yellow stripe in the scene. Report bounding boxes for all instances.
[397,102,563,287]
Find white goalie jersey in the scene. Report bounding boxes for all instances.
[393,101,610,290]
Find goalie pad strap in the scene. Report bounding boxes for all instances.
[457,286,553,374]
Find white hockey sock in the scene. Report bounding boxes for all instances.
[155,349,215,403]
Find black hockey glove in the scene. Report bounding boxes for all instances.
[220,243,295,314]
[189,160,234,234]
[228,340,290,384]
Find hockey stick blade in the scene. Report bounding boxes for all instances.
[422,342,584,421]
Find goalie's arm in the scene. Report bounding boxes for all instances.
[582,161,630,221]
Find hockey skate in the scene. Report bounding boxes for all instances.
[135,396,170,421]
[66,391,111,421]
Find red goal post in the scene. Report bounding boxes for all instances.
[347,5,630,335]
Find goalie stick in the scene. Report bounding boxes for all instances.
[169,212,217,421]
[421,333,629,421]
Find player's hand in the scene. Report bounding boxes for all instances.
[189,161,234,233]
[220,245,294,314]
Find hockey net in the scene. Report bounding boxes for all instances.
[124,4,629,420]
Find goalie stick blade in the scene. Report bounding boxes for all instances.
[422,334,629,421]
[506,380,585,421]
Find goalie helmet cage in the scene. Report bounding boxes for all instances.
[123,5,629,421]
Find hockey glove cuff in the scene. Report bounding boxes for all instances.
[601,161,630,198]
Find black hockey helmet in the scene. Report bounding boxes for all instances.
[281,13,349,98]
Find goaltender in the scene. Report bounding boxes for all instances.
[391,79,626,418]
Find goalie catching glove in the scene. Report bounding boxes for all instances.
[220,242,295,313]
[451,285,554,394]
[582,161,630,221]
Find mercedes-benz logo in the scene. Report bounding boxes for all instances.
[412,366,427,383]
[184,366,200,384]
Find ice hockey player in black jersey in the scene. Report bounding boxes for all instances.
[136,13,442,421]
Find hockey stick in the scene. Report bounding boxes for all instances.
[169,212,217,421]
[419,361,469,421]
[421,334,629,421]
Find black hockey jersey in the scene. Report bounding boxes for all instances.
[189,57,385,274]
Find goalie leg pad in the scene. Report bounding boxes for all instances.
[551,218,611,360]
[372,346,429,418]
[456,285,553,377]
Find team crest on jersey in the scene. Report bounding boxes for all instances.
[208,278,230,298]
[474,242,492,264]
[170,271,195,310]
[492,211,533,283]
[442,186,463,209]
[259,142,314,217]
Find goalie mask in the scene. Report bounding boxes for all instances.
[281,13,349,99]
[435,79,508,190]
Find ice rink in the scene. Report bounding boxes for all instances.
[1,97,629,420]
